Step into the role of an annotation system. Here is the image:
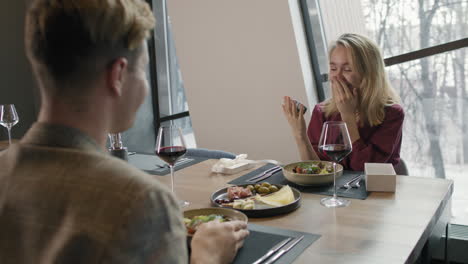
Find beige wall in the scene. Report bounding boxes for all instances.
[167,0,317,163]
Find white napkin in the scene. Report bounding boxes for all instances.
[212,154,281,174]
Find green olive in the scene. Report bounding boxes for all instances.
[268,185,279,193]
[258,186,270,194]
[254,184,261,190]
[246,185,255,192]
[261,182,271,188]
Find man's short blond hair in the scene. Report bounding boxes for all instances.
[25,0,155,94]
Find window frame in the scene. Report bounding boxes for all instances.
[147,0,190,136]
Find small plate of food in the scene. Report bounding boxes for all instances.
[183,208,248,237]
[210,183,301,217]
[282,160,343,186]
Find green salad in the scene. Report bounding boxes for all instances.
[184,214,230,234]
[292,162,333,174]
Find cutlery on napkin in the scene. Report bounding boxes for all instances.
[264,235,304,264]
[253,235,304,264]
[252,237,291,264]
[340,174,362,189]
[247,166,282,183]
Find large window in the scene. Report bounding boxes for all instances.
[150,0,195,147]
[362,0,468,225]
[123,0,196,152]
[363,0,467,57]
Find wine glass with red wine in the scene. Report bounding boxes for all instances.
[156,125,189,207]
[318,121,352,208]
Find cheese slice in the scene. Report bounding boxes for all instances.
[257,185,294,206]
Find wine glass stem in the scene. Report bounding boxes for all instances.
[170,165,175,194]
[7,127,11,146]
[332,162,337,199]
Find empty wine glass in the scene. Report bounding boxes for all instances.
[155,125,189,208]
[318,121,352,208]
[0,104,19,146]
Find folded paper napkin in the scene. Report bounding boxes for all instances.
[212,154,281,174]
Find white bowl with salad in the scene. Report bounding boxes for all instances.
[183,208,248,237]
[282,160,343,186]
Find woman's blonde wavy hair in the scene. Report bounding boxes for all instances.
[322,33,400,127]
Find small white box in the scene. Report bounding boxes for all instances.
[365,163,396,192]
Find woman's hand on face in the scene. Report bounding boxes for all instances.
[282,96,307,139]
[331,76,359,119]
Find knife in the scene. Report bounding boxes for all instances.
[263,235,304,264]
[252,237,292,264]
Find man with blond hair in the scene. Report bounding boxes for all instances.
[0,0,248,263]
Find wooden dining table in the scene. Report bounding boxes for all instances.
[0,139,18,151]
[0,140,10,151]
[152,159,453,264]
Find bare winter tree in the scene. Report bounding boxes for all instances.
[450,3,468,163]
[418,0,446,178]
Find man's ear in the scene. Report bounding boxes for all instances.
[107,58,128,97]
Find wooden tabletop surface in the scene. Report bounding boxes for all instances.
[153,159,453,264]
[0,140,10,151]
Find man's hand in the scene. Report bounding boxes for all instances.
[190,220,249,264]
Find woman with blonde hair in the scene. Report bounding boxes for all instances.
[283,33,404,171]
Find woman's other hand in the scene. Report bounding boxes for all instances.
[282,96,307,139]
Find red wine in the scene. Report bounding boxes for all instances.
[319,144,351,162]
[156,146,187,165]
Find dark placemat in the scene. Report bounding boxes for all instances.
[233,224,320,264]
[229,164,369,200]
[128,153,208,176]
